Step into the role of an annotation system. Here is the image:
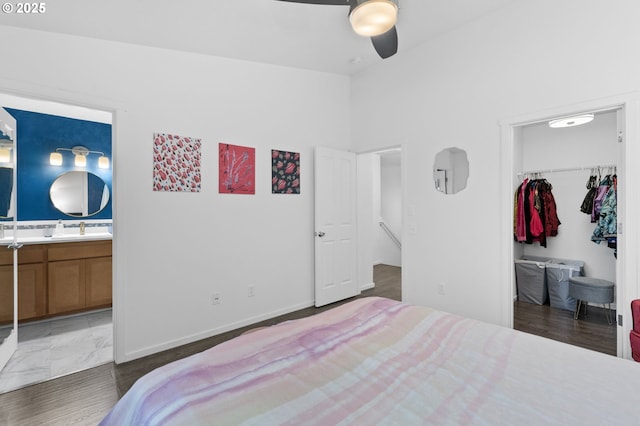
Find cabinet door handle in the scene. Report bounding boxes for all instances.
[316,231,325,237]
[7,242,23,250]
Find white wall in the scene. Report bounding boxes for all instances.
[520,111,618,283]
[0,26,350,362]
[351,0,640,325]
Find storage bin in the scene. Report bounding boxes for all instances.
[515,256,549,305]
[545,259,584,311]
[515,256,585,308]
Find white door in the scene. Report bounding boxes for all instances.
[0,107,17,372]
[314,147,358,307]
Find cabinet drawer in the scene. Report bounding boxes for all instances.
[47,240,112,261]
[0,244,45,266]
[0,247,10,266]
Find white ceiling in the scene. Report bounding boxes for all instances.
[0,0,515,75]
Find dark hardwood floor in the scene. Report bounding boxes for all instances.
[514,300,617,356]
[0,264,617,424]
[0,264,402,425]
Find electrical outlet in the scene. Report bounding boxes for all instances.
[248,285,255,298]
[437,283,446,296]
[212,293,221,305]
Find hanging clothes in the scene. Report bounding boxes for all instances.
[591,174,611,223]
[513,176,560,247]
[579,172,597,214]
[514,178,528,242]
[539,179,560,239]
[592,174,617,245]
[528,180,545,240]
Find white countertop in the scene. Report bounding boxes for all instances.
[0,233,112,245]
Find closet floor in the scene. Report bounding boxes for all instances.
[514,300,616,355]
[0,309,113,394]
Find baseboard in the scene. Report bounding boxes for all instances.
[118,300,315,363]
[360,282,375,291]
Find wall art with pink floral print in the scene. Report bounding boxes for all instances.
[153,133,202,192]
[271,149,300,194]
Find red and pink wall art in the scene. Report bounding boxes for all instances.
[219,143,255,194]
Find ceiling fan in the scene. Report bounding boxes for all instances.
[276,0,399,59]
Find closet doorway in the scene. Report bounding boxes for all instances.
[500,93,640,360]
[513,110,618,355]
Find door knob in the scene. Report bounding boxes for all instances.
[316,231,325,237]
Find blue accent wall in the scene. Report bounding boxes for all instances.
[5,108,112,221]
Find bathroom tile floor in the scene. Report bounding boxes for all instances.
[0,309,113,394]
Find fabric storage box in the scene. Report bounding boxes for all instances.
[515,256,549,305]
[545,259,585,311]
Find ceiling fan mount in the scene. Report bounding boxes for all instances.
[276,0,399,59]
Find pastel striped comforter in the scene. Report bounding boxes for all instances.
[101,297,640,425]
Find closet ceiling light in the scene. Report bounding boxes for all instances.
[548,113,594,128]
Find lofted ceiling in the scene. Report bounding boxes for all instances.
[0,0,515,75]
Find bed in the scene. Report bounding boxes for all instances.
[101,297,639,425]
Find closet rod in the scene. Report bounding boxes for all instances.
[517,164,616,176]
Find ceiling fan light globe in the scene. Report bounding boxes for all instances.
[350,0,397,37]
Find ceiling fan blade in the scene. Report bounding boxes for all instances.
[371,25,398,59]
[275,0,350,5]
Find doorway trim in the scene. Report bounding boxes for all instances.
[355,145,404,297]
[499,92,640,359]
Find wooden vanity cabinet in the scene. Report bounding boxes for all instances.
[0,244,46,323]
[48,240,112,315]
[0,239,111,323]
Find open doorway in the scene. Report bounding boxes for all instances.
[357,147,402,300]
[0,93,114,393]
[512,110,618,355]
[501,93,640,360]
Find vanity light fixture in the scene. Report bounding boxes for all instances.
[350,0,398,37]
[0,144,11,163]
[49,145,110,169]
[548,113,594,128]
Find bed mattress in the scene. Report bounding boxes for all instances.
[101,297,639,425]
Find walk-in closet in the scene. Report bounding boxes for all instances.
[513,109,619,353]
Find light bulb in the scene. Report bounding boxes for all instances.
[75,154,86,167]
[0,147,10,163]
[98,156,110,169]
[50,152,63,166]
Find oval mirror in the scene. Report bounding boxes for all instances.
[433,147,469,194]
[50,171,110,217]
